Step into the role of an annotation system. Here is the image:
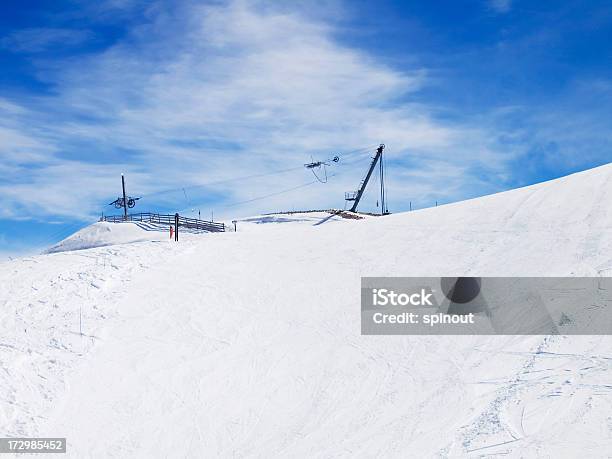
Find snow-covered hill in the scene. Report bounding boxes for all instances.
[46,211,367,254]
[2,164,612,457]
[45,221,168,254]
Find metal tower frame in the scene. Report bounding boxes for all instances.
[345,144,388,214]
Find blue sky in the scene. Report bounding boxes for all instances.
[1,0,611,257]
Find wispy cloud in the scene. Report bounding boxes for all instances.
[0,1,493,219]
[488,0,512,14]
[3,0,605,227]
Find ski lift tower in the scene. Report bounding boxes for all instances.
[345,144,389,214]
[109,174,141,220]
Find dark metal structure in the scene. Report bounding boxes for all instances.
[121,174,127,220]
[109,174,141,217]
[345,144,388,214]
[304,156,339,184]
[304,156,339,169]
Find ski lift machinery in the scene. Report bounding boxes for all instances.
[344,144,389,215]
[304,156,339,183]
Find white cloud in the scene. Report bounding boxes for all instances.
[0,0,517,221]
[488,0,512,14]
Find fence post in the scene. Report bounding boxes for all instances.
[175,213,179,241]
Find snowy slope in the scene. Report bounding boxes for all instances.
[45,221,170,254]
[2,164,612,457]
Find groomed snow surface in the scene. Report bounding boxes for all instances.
[44,221,168,254]
[2,164,612,457]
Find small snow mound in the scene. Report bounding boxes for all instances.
[45,222,166,254]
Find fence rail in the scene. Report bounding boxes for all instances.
[100,212,225,232]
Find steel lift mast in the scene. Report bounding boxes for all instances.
[345,144,388,214]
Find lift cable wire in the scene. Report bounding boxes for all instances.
[141,165,305,200]
[224,180,320,208]
[381,151,389,213]
[308,151,368,181]
[140,145,377,200]
[220,164,389,212]
[179,176,335,213]
[119,152,374,217]
[310,165,328,183]
[335,144,379,159]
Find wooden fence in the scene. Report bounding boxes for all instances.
[100,212,225,233]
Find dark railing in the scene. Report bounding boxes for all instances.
[100,212,225,233]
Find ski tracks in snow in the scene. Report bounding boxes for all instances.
[0,239,185,437]
[451,335,612,457]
